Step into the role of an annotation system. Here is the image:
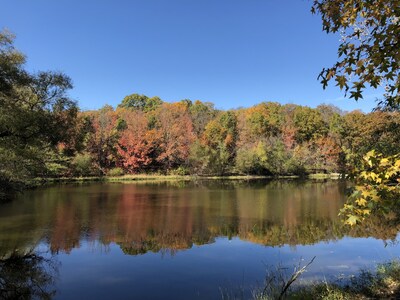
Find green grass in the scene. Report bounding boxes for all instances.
[253,260,400,300]
[32,173,342,186]
[307,173,342,179]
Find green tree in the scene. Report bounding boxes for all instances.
[293,106,328,143]
[235,143,268,175]
[189,100,217,137]
[189,111,237,175]
[0,31,77,190]
[118,93,149,110]
[118,93,163,112]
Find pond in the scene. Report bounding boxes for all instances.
[1,180,400,299]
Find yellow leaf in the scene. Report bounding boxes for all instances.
[345,215,359,226]
[362,209,370,215]
[356,198,367,206]
[370,191,380,202]
[380,158,390,167]
[361,189,371,198]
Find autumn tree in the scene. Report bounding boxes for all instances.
[116,108,154,173]
[312,0,400,109]
[236,102,282,148]
[340,150,400,225]
[153,102,195,171]
[341,110,400,170]
[313,1,400,223]
[191,111,238,175]
[293,106,328,143]
[84,105,119,174]
[189,100,217,137]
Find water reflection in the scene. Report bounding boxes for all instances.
[0,250,58,299]
[0,180,399,257]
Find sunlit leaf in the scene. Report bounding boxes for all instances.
[356,198,367,206]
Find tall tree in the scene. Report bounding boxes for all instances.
[84,105,119,173]
[193,111,238,175]
[154,102,195,170]
[312,1,400,224]
[189,100,217,137]
[0,31,77,189]
[118,93,163,112]
[116,108,154,173]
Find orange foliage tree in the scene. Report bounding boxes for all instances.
[154,102,195,170]
[116,108,155,173]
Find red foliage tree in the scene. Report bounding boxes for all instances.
[154,102,195,170]
[116,108,155,173]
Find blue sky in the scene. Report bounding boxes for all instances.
[0,0,382,112]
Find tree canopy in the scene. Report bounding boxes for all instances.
[312,1,400,225]
[312,0,400,109]
[0,30,77,190]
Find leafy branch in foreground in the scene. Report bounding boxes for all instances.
[341,150,400,225]
[312,0,400,109]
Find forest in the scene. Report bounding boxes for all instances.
[1,29,400,193]
[54,95,400,177]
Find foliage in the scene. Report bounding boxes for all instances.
[71,153,96,177]
[0,250,58,299]
[0,30,77,189]
[340,150,400,225]
[189,141,232,176]
[153,102,195,170]
[312,0,400,109]
[116,109,154,173]
[235,145,268,175]
[118,93,163,112]
[293,260,400,299]
[43,148,70,177]
[47,100,399,179]
[189,100,217,137]
[293,106,328,143]
[108,167,124,177]
[84,105,119,173]
[168,166,189,176]
[185,111,239,175]
[1,31,399,185]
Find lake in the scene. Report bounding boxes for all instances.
[1,180,400,299]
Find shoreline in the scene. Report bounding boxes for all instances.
[31,173,342,185]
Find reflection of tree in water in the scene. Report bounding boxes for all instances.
[4,181,400,257]
[0,250,58,299]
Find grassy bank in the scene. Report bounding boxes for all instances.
[252,259,400,300]
[31,173,341,186]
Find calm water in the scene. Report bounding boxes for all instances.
[1,180,400,299]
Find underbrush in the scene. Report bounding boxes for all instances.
[258,260,400,300]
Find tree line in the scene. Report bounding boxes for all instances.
[1,30,399,192]
[66,96,399,178]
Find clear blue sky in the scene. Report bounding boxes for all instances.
[0,0,383,112]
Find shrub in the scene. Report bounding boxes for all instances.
[168,166,189,176]
[108,167,124,177]
[72,153,95,177]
